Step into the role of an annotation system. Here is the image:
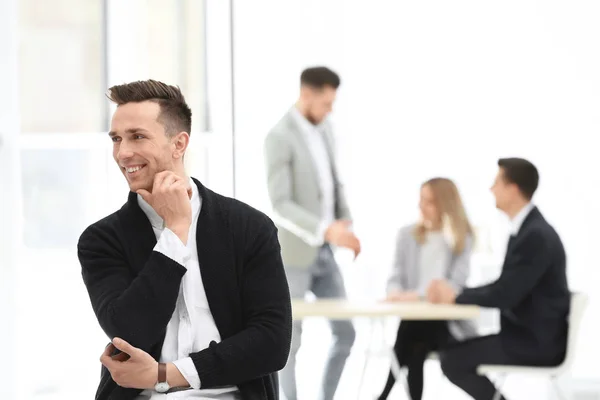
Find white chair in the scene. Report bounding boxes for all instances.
[477,292,588,400]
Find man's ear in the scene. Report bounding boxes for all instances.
[509,182,522,198]
[172,131,190,159]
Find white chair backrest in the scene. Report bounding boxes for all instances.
[557,292,588,373]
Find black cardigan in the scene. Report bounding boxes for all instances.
[456,207,570,364]
[78,178,292,400]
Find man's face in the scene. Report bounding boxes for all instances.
[304,86,337,125]
[490,167,514,211]
[109,101,174,193]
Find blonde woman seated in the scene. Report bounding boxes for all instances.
[377,178,476,400]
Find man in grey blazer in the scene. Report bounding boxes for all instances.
[264,67,361,400]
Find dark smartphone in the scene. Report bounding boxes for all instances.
[107,343,131,362]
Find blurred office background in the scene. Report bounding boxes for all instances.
[1,0,599,398]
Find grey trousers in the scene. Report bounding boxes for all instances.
[280,245,356,400]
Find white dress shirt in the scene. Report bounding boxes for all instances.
[135,179,239,400]
[291,107,336,240]
[510,202,534,235]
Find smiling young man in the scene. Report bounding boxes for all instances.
[78,80,292,400]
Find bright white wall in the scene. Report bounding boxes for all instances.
[232,0,600,386]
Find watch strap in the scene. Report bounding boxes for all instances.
[158,362,167,384]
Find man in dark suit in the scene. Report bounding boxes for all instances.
[78,80,291,400]
[427,157,570,400]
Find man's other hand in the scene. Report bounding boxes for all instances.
[100,338,158,390]
[325,220,361,258]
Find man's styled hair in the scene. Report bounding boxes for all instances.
[107,79,192,136]
[300,67,341,90]
[498,157,539,200]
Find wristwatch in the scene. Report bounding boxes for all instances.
[154,362,170,393]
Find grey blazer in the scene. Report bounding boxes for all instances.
[264,108,352,268]
[387,224,478,340]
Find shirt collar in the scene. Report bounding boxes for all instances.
[510,202,534,235]
[137,177,199,230]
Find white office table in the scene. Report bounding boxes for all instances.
[292,299,479,320]
[291,299,480,398]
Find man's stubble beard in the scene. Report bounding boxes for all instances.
[305,109,322,125]
[148,157,173,193]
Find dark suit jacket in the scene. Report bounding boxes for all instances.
[456,207,569,364]
[78,178,292,400]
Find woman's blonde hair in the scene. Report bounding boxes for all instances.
[414,177,473,254]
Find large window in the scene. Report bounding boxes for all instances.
[18,0,209,135]
[106,0,208,131]
[10,1,217,399]
[19,0,105,133]
[18,0,210,253]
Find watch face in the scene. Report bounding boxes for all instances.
[155,382,170,393]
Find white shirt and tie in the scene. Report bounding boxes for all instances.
[290,107,336,241]
[135,179,239,400]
